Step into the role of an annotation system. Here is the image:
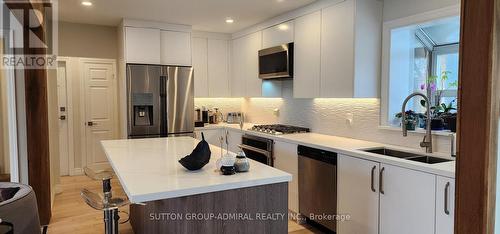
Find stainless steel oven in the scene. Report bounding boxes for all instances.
[258,43,293,79]
[239,134,274,166]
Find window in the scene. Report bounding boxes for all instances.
[382,15,460,128]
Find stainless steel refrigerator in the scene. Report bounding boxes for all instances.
[127,64,194,138]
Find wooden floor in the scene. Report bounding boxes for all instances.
[48,176,322,234]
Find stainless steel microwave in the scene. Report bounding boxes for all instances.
[258,43,293,79]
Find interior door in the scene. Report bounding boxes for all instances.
[57,61,70,176]
[82,60,117,167]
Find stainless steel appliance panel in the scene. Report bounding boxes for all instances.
[240,134,274,166]
[165,66,194,135]
[298,145,337,232]
[258,43,293,79]
[127,65,162,137]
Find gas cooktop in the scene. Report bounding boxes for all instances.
[249,124,310,135]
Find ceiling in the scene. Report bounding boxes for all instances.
[58,0,317,33]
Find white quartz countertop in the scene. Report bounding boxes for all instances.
[195,123,455,178]
[101,137,292,203]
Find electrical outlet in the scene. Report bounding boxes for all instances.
[273,108,280,117]
[345,113,354,126]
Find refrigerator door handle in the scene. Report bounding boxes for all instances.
[159,75,168,137]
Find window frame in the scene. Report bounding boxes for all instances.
[431,43,459,98]
[380,5,460,127]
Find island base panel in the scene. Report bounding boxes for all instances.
[130,182,288,234]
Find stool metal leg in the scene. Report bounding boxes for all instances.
[104,207,119,234]
[81,168,129,234]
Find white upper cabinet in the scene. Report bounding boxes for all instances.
[379,164,436,234]
[245,31,263,97]
[262,21,294,48]
[231,31,262,97]
[436,176,455,234]
[320,0,382,98]
[230,37,246,97]
[294,11,321,98]
[321,0,355,98]
[228,0,381,98]
[192,36,231,97]
[123,21,192,66]
[124,27,161,64]
[160,30,192,66]
[261,21,294,98]
[207,39,230,97]
[192,37,208,97]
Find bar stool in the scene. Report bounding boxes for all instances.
[81,166,129,234]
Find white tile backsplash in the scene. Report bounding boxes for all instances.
[195,82,452,155]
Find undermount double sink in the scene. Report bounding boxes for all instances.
[362,147,452,164]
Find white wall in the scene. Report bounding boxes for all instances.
[383,0,459,22]
[57,22,119,170]
[58,21,118,59]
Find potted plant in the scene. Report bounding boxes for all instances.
[395,110,421,131]
[419,71,458,131]
[439,100,457,132]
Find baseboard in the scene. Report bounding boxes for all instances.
[70,168,84,176]
[54,184,63,195]
[289,210,307,224]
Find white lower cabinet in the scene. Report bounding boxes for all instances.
[225,129,243,154]
[338,155,379,234]
[194,129,223,146]
[435,177,455,234]
[194,128,242,154]
[338,154,452,234]
[379,164,436,234]
[274,141,299,213]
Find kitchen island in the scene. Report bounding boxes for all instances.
[101,137,292,234]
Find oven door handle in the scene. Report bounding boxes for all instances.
[238,144,272,157]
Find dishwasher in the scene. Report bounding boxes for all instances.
[298,145,337,232]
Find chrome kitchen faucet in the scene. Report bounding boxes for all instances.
[401,92,433,153]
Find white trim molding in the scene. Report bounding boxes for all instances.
[231,0,344,39]
[5,61,19,182]
[121,19,192,32]
[56,56,76,177]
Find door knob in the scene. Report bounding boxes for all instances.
[59,115,66,120]
[87,121,97,126]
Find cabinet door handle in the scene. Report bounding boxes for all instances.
[444,182,450,215]
[379,167,385,195]
[371,166,376,192]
